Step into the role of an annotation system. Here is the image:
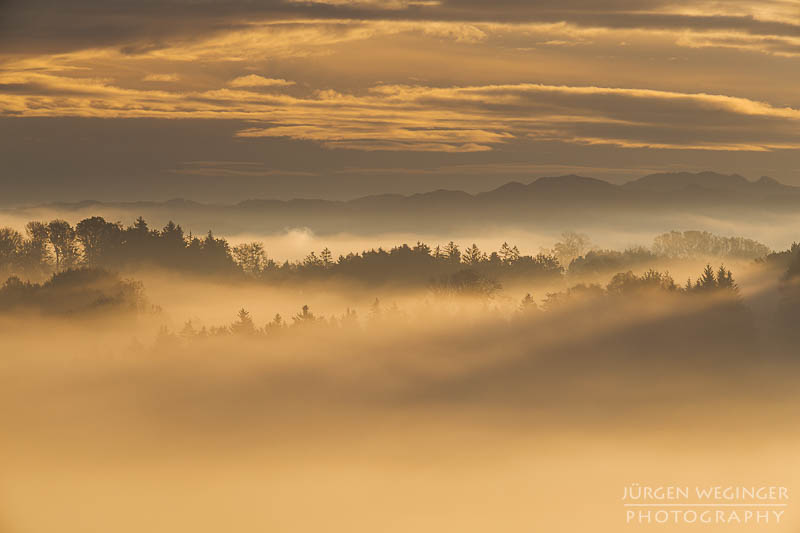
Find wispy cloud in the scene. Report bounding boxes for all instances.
[1,0,798,181]
[229,75,296,88]
[2,65,798,152]
[142,73,180,82]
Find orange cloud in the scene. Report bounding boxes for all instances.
[228,75,296,88]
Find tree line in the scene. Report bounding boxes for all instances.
[0,217,237,278]
[0,217,773,287]
[160,263,744,342]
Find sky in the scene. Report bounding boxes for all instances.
[1,0,799,204]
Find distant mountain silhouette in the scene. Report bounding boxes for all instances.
[623,171,749,192]
[10,172,800,235]
[622,171,794,194]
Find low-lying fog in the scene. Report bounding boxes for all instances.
[2,265,799,532]
[1,216,799,532]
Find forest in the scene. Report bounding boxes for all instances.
[3,214,800,364]
[0,215,774,287]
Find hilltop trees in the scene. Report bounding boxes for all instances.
[462,244,486,266]
[567,247,657,279]
[15,222,52,278]
[47,219,79,271]
[0,215,776,298]
[499,242,520,264]
[0,216,241,278]
[432,268,502,298]
[653,230,769,259]
[0,228,23,276]
[75,216,123,267]
[232,242,269,275]
[607,269,677,295]
[686,264,738,294]
[0,267,146,315]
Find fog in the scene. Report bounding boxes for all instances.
[4,195,800,258]
[2,254,800,532]
[220,213,800,261]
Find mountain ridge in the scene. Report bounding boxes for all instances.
[30,171,797,210]
[9,171,799,236]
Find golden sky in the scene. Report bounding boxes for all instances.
[1,0,799,202]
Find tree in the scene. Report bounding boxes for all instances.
[158,221,186,266]
[233,242,267,275]
[463,243,486,266]
[47,219,79,271]
[413,241,431,256]
[75,216,122,266]
[716,265,737,292]
[20,221,51,275]
[499,242,520,264]
[0,228,23,273]
[292,304,316,325]
[696,264,717,291]
[133,216,149,233]
[160,221,185,244]
[303,251,322,268]
[443,241,461,263]
[607,269,676,294]
[320,247,334,268]
[180,320,197,339]
[433,269,502,298]
[198,231,235,273]
[369,298,382,320]
[519,293,538,313]
[653,230,769,259]
[265,313,285,333]
[552,232,591,266]
[340,307,358,328]
[231,308,256,335]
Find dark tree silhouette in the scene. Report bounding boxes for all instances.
[47,220,79,271]
[75,216,123,267]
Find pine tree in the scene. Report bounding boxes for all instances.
[463,243,486,266]
[320,247,333,268]
[413,241,431,256]
[499,242,520,265]
[717,266,738,292]
[519,293,537,313]
[698,264,717,290]
[444,241,461,263]
[180,320,197,339]
[231,308,256,335]
[266,313,284,333]
[292,305,316,325]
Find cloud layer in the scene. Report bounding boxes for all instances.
[0,0,798,200]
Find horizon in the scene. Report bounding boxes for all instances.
[0,170,788,207]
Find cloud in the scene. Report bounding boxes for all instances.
[1,63,798,153]
[2,0,798,56]
[228,75,296,88]
[142,73,180,82]
[1,0,798,177]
